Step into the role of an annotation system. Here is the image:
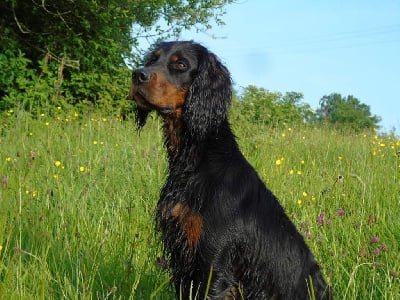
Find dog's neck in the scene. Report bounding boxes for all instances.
[161,109,183,159]
[161,109,209,167]
[162,111,237,170]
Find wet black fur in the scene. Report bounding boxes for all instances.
[134,41,331,299]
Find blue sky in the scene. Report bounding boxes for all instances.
[176,0,400,133]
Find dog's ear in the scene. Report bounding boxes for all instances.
[183,49,232,141]
[135,106,150,130]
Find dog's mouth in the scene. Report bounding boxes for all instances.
[130,87,175,115]
[129,87,153,110]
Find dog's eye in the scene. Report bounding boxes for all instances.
[177,61,187,69]
[171,60,188,72]
[146,56,158,66]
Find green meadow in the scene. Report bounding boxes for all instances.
[0,109,399,299]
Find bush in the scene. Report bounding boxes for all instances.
[0,48,134,117]
[0,50,56,114]
[231,85,314,127]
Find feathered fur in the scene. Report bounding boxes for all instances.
[129,41,331,299]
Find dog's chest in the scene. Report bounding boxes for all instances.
[157,198,204,252]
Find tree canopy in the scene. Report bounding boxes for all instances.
[1,0,232,68]
[231,85,314,126]
[0,0,233,112]
[316,93,381,131]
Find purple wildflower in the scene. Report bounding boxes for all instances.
[317,212,326,225]
[378,244,388,251]
[337,208,345,217]
[304,231,312,238]
[370,236,379,244]
[1,175,7,186]
[372,247,380,256]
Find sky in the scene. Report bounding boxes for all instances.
[174,0,400,133]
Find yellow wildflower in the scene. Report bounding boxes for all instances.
[54,161,62,167]
[79,166,85,172]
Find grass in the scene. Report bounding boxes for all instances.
[0,108,399,299]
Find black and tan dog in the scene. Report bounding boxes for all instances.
[129,41,331,299]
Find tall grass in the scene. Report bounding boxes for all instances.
[0,109,399,299]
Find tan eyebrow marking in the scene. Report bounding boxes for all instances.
[170,54,179,63]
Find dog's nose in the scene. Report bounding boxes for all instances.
[133,68,151,83]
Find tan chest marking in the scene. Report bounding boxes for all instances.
[171,202,203,250]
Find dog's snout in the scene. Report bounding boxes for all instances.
[133,68,151,83]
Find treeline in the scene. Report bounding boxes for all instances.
[0,50,382,132]
[231,86,381,132]
[1,0,381,132]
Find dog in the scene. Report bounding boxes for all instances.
[129,41,331,299]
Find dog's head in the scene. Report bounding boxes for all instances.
[129,41,232,140]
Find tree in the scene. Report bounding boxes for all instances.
[1,0,232,68]
[279,91,316,124]
[231,85,313,126]
[0,0,233,112]
[316,93,381,131]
